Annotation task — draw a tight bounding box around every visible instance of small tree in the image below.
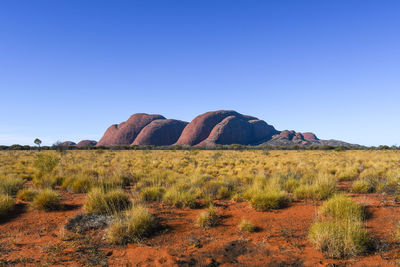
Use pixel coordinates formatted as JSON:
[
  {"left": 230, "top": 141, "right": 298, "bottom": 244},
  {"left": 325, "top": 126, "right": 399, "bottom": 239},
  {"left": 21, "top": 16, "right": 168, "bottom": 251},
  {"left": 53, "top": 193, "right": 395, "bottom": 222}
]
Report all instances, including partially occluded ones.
[{"left": 34, "top": 138, "right": 42, "bottom": 151}]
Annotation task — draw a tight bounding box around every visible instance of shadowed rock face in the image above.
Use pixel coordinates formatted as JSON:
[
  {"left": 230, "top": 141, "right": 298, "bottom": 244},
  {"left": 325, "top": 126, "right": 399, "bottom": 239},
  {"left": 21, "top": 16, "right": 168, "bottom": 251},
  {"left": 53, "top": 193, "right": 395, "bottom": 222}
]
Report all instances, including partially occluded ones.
[
  {"left": 249, "top": 120, "right": 279, "bottom": 143},
  {"left": 177, "top": 110, "right": 278, "bottom": 147},
  {"left": 97, "top": 113, "right": 165, "bottom": 146},
  {"left": 76, "top": 140, "right": 97, "bottom": 147},
  {"left": 302, "top": 132, "right": 319, "bottom": 142},
  {"left": 176, "top": 110, "right": 241, "bottom": 146},
  {"left": 132, "top": 119, "right": 188, "bottom": 146}
]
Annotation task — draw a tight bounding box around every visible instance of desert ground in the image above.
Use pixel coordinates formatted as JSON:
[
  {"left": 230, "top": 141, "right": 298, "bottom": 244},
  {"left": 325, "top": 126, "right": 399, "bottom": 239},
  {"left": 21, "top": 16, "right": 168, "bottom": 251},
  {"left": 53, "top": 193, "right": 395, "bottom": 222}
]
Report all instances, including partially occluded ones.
[{"left": 1, "top": 150, "right": 400, "bottom": 266}]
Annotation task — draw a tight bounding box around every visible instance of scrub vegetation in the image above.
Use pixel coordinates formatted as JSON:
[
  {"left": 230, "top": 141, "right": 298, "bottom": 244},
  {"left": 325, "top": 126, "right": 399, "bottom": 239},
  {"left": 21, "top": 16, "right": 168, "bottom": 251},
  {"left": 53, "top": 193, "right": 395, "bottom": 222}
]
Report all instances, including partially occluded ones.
[{"left": 1, "top": 150, "right": 400, "bottom": 264}]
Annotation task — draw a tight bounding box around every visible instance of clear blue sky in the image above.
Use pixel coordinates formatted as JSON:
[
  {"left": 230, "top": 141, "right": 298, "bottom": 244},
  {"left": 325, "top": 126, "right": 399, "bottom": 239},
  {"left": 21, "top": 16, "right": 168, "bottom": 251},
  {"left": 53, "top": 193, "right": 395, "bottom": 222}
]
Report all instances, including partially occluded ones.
[{"left": 1, "top": 0, "right": 399, "bottom": 146}]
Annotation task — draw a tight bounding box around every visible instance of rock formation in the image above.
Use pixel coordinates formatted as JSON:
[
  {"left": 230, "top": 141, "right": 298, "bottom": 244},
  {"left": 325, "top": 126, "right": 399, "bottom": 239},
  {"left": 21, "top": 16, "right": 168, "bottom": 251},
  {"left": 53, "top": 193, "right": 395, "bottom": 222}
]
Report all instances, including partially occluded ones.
[
  {"left": 132, "top": 119, "right": 188, "bottom": 146},
  {"left": 59, "top": 141, "right": 76, "bottom": 147},
  {"left": 97, "top": 113, "right": 165, "bottom": 146},
  {"left": 96, "top": 110, "right": 355, "bottom": 147},
  {"left": 76, "top": 140, "right": 97, "bottom": 147},
  {"left": 176, "top": 110, "right": 278, "bottom": 146}
]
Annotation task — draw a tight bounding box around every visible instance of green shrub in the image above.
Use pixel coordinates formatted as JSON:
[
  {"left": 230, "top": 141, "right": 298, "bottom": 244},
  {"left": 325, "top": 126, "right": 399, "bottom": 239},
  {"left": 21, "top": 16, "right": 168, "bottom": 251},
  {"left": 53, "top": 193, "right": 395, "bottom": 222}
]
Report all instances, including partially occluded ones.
[
  {"left": 17, "top": 188, "right": 38, "bottom": 201},
  {"left": 250, "top": 190, "right": 289, "bottom": 211},
  {"left": 239, "top": 219, "right": 256, "bottom": 232},
  {"left": 351, "top": 180, "right": 374, "bottom": 194},
  {"left": 0, "top": 176, "right": 24, "bottom": 196},
  {"left": 309, "top": 220, "right": 372, "bottom": 258},
  {"left": 0, "top": 194, "right": 15, "bottom": 217},
  {"left": 197, "top": 205, "right": 219, "bottom": 228},
  {"left": 32, "top": 189, "right": 61, "bottom": 211},
  {"left": 140, "top": 186, "right": 165, "bottom": 202},
  {"left": 84, "top": 188, "right": 131, "bottom": 215},
  {"left": 107, "top": 205, "right": 157, "bottom": 244},
  {"left": 163, "top": 187, "right": 196, "bottom": 208},
  {"left": 320, "top": 194, "right": 364, "bottom": 221}
]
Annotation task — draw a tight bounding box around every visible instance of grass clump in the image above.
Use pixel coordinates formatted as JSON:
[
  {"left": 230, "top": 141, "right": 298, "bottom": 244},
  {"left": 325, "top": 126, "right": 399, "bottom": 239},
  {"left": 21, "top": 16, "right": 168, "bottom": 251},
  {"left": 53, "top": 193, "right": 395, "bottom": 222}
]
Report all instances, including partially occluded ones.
[
  {"left": 17, "top": 188, "right": 38, "bottom": 201},
  {"left": 33, "top": 153, "right": 59, "bottom": 175},
  {"left": 107, "top": 205, "right": 157, "bottom": 244},
  {"left": 32, "top": 174, "right": 63, "bottom": 189},
  {"left": 139, "top": 186, "right": 165, "bottom": 202},
  {"left": 309, "top": 220, "right": 372, "bottom": 258},
  {"left": 32, "top": 189, "right": 61, "bottom": 211},
  {"left": 0, "top": 194, "right": 15, "bottom": 217},
  {"left": 294, "top": 175, "right": 336, "bottom": 201},
  {"left": 197, "top": 205, "right": 219, "bottom": 228},
  {"left": 309, "top": 194, "right": 372, "bottom": 259},
  {"left": 337, "top": 168, "right": 359, "bottom": 181},
  {"left": 283, "top": 178, "right": 300, "bottom": 193},
  {"left": 163, "top": 187, "right": 196, "bottom": 208},
  {"left": 351, "top": 180, "right": 374, "bottom": 194},
  {"left": 84, "top": 188, "right": 131, "bottom": 215},
  {"left": 238, "top": 219, "right": 256, "bottom": 233},
  {"left": 320, "top": 194, "right": 364, "bottom": 221},
  {"left": 250, "top": 190, "right": 289, "bottom": 211},
  {"left": 0, "top": 176, "right": 24, "bottom": 196},
  {"left": 62, "top": 176, "right": 94, "bottom": 193}
]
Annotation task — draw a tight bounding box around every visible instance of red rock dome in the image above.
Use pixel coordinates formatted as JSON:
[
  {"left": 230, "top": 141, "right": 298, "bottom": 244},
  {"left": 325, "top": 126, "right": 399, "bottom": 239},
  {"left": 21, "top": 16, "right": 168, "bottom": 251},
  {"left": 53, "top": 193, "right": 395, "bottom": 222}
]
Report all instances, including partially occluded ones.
[
  {"left": 132, "top": 119, "right": 188, "bottom": 146},
  {"left": 97, "top": 113, "right": 165, "bottom": 146}
]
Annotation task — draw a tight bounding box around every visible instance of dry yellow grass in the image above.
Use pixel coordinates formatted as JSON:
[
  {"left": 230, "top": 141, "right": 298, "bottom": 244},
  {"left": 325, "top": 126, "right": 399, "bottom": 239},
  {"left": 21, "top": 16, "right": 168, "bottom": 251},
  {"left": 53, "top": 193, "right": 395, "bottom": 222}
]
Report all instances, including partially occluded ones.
[
  {"left": 1, "top": 149, "right": 400, "bottom": 251},
  {"left": 1, "top": 150, "right": 400, "bottom": 205}
]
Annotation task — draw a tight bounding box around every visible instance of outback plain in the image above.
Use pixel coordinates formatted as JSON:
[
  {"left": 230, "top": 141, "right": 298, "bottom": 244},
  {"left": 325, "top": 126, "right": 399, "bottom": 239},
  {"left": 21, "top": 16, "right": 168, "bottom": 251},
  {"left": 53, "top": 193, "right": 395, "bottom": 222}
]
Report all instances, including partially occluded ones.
[{"left": 1, "top": 149, "right": 400, "bottom": 266}]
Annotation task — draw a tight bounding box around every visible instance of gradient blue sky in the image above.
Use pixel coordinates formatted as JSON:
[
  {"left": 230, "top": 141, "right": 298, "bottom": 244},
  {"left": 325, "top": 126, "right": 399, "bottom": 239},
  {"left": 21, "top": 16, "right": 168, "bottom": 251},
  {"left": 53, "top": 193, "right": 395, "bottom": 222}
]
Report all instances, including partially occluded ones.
[{"left": 1, "top": 0, "right": 399, "bottom": 146}]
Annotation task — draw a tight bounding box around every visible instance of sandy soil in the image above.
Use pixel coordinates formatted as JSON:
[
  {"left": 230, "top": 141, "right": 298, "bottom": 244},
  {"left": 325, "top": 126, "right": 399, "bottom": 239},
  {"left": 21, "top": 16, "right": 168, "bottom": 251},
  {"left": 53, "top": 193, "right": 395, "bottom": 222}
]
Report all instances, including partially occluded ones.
[{"left": 1, "top": 188, "right": 400, "bottom": 266}]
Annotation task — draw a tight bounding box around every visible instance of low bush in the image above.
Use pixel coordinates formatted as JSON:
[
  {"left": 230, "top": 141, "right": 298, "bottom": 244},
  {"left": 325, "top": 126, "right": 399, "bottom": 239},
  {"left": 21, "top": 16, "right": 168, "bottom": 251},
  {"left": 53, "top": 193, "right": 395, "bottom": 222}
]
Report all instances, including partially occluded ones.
[
  {"left": 84, "top": 188, "right": 131, "bottom": 215},
  {"left": 32, "top": 189, "right": 61, "bottom": 211},
  {"left": 238, "top": 219, "right": 256, "bottom": 232},
  {"left": 197, "top": 205, "right": 219, "bottom": 228},
  {"left": 0, "top": 194, "right": 15, "bottom": 217},
  {"left": 250, "top": 190, "right": 289, "bottom": 211},
  {"left": 17, "top": 188, "right": 38, "bottom": 201},
  {"left": 107, "top": 205, "right": 157, "bottom": 244}
]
